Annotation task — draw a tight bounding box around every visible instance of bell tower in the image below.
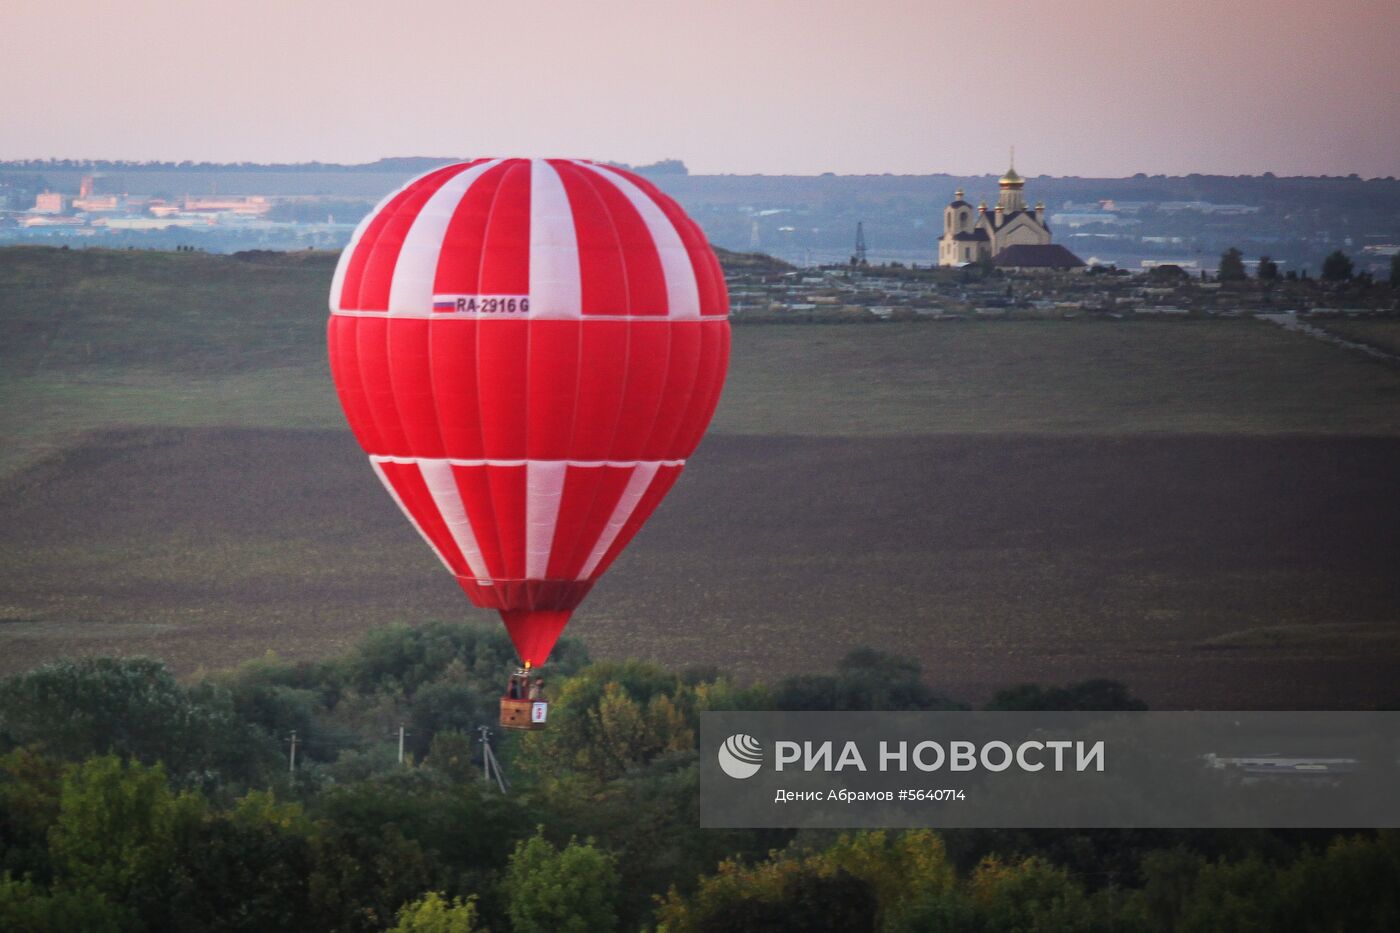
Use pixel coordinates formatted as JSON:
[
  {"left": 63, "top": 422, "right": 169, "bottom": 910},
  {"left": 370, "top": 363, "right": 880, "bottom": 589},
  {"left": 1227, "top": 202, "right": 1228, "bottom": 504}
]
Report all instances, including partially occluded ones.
[
  {"left": 939, "top": 188, "right": 976, "bottom": 265},
  {"left": 943, "top": 188, "right": 974, "bottom": 235}
]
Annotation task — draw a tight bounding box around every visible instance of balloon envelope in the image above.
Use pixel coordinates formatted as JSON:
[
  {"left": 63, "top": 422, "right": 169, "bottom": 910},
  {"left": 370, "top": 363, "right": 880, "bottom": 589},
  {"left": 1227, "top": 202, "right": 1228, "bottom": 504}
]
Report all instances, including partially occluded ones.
[{"left": 327, "top": 159, "right": 730, "bottom": 666}]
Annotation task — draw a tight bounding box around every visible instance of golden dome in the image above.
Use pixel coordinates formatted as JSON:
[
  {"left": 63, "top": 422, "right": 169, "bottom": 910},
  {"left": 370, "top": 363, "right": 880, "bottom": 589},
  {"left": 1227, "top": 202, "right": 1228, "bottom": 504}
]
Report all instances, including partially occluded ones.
[{"left": 999, "top": 146, "right": 1023, "bottom": 186}]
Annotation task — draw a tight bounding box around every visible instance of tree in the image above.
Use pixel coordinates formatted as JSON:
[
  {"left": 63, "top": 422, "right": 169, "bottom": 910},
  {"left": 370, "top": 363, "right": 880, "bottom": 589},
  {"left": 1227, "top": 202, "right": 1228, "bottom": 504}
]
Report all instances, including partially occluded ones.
[
  {"left": 0, "top": 874, "right": 133, "bottom": 933},
  {"left": 984, "top": 679, "right": 1147, "bottom": 711},
  {"left": 1147, "top": 264, "right": 1190, "bottom": 283},
  {"left": 390, "top": 892, "right": 483, "bottom": 933},
  {"left": 503, "top": 830, "right": 620, "bottom": 933},
  {"left": 1321, "top": 250, "right": 1354, "bottom": 282},
  {"left": 1257, "top": 256, "right": 1278, "bottom": 280},
  {"left": 514, "top": 661, "right": 698, "bottom": 784},
  {"left": 336, "top": 620, "right": 586, "bottom": 699},
  {"left": 965, "top": 856, "right": 1099, "bottom": 932},
  {"left": 1390, "top": 252, "right": 1399, "bottom": 287},
  {"left": 821, "top": 831, "right": 955, "bottom": 929},
  {"left": 0, "top": 747, "right": 65, "bottom": 880},
  {"left": 47, "top": 756, "right": 201, "bottom": 902},
  {"left": 657, "top": 833, "right": 955, "bottom": 933},
  {"left": 1122, "top": 847, "right": 1204, "bottom": 932},
  {"left": 657, "top": 854, "right": 876, "bottom": 933},
  {"left": 771, "top": 649, "right": 965, "bottom": 712},
  {"left": 409, "top": 681, "right": 499, "bottom": 755},
  {"left": 308, "top": 822, "right": 435, "bottom": 933},
  {"left": 424, "top": 731, "right": 478, "bottom": 783},
  {"left": 1217, "top": 247, "right": 1246, "bottom": 282},
  {"left": 160, "top": 793, "right": 316, "bottom": 933},
  {"left": 0, "top": 657, "right": 276, "bottom": 784}
]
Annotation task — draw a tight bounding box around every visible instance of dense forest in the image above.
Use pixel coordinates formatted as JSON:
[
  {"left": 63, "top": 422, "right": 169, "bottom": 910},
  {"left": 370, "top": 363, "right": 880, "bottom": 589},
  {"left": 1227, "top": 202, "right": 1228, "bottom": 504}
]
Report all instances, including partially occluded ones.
[{"left": 1, "top": 623, "right": 1396, "bottom": 931}]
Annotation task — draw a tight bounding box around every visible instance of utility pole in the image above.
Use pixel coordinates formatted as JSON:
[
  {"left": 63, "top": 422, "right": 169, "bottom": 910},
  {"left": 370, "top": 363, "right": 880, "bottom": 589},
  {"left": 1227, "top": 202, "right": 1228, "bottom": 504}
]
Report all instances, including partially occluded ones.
[
  {"left": 476, "top": 725, "right": 509, "bottom": 795},
  {"left": 397, "top": 722, "right": 407, "bottom": 764},
  {"left": 287, "top": 730, "right": 298, "bottom": 774}
]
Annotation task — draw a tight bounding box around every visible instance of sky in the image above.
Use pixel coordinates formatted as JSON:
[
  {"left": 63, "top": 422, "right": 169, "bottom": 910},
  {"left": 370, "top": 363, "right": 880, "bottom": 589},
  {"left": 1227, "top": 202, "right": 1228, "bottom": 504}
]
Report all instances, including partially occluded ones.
[{"left": 4, "top": 0, "right": 1398, "bottom": 178}]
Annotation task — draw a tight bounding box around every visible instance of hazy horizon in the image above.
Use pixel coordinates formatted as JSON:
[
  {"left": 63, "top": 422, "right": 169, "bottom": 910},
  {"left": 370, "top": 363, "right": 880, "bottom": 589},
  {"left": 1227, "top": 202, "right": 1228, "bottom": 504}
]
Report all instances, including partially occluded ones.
[
  {"left": 4, "top": 156, "right": 1398, "bottom": 181},
  {"left": 2, "top": 159, "right": 1400, "bottom": 180},
  {"left": 4, "top": 0, "right": 1398, "bottom": 178}
]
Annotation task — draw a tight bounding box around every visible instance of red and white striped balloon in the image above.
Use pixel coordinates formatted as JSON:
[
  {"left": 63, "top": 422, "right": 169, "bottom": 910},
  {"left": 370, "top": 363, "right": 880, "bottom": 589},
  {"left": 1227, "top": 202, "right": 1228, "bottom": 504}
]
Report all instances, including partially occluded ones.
[{"left": 327, "top": 158, "right": 730, "bottom": 667}]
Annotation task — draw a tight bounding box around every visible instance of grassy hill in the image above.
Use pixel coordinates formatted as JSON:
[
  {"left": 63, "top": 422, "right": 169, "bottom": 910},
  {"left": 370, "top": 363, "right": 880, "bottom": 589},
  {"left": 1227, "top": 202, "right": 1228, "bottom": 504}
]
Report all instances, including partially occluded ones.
[{"left": 2, "top": 247, "right": 1398, "bottom": 707}]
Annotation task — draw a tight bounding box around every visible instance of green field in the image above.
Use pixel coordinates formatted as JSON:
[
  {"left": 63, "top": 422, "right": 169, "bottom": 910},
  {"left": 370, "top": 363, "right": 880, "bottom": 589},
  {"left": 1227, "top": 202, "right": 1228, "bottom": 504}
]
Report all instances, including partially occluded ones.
[
  {"left": 2, "top": 248, "right": 1398, "bottom": 708},
  {"left": 1312, "top": 318, "right": 1400, "bottom": 358},
  {"left": 5, "top": 247, "right": 1400, "bottom": 478},
  {"left": 721, "top": 319, "right": 1400, "bottom": 436}
]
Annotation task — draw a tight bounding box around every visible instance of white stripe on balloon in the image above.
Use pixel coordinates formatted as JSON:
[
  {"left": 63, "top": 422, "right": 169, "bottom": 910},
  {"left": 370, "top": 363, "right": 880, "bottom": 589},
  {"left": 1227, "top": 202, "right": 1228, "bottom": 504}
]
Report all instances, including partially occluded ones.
[
  {"left": 417, "top": 459, "right": 492, "bottom": 581},
  {"left": 577, "top": 461, "right": 663, "bottom": 579},
  {"left": 387, "top": 159, "right": 503, "bottom": 315},
  {"left": 369, "top": 459, "right": 457, "bottom": 575},
  {"left": 525, "top": 460, "right": 569, "bottom": 579},
  {"left": 330, "top": 162, "right": 457, "bottom": 312},
  {"left": 577, "top": 161, "right": 700, "bottom": 320},
  {"left": 528, "top": 159, "right": 583, "bottom": 319}
]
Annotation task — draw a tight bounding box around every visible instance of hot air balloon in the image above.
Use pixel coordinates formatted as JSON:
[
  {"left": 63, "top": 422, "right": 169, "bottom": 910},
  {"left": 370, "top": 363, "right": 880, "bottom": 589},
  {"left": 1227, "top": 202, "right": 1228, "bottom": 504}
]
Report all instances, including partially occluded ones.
[{"left": 327, "top": 159, "right": 730, "bottom": 724}]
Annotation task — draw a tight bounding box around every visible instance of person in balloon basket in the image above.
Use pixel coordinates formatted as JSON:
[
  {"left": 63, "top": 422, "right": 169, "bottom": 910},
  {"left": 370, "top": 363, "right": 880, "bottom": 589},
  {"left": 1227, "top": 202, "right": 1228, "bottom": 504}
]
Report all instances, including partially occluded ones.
[
  {"left": 528, "top": 678, "right": 546, "bottom": 702},
  {"left": 506, "top": 670, "right": 527, "bottom": 700}
]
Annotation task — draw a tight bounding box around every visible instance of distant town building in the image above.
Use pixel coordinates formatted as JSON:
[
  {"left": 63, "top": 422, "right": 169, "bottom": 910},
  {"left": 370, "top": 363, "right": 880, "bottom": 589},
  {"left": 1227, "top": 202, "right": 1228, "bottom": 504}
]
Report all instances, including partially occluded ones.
[
  {"left": 94, "top": 216, "right": 214, "bottom": 230},
  {"left": 1054, "top": 212, "right": 1137, "bottom": 228},
  {"left": 32, "top": 191, "right": 65, "bottom": 214},
  {"left": 70, "top": 175, "right": 121, "bottom": 212},
  {"left": 180, "top": 195, "right": 270, "bottom": 216},
  {"left": 938, "top": 154, "right": 1083, "bottom": 269},
  {"left": 21, "top": 214, "right": 86, "bottom": 228},
  {"left": 73, "top": 194, "right": 121, "bottom": 212},
  {"left": 1140, "top": 259, "right": 1200, "bottom": 271}
]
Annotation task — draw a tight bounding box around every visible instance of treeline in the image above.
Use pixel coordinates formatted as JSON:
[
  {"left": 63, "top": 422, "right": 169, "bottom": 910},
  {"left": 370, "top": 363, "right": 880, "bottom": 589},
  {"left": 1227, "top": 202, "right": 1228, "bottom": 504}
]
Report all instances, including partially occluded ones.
[
  {"left": 1, "top": 623, "right": 1396, "bottom": 931},
  {"left": 1217, "top": 244, "right": 1400, "bottom": 285}
]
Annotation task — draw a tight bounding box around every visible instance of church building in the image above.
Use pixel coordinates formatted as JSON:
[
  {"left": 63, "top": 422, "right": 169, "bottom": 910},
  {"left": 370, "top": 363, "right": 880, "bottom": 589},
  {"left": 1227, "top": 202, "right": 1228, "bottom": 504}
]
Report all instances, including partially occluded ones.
[{"left": 938, "top": 157, "right": 1079, "bottom": 269}]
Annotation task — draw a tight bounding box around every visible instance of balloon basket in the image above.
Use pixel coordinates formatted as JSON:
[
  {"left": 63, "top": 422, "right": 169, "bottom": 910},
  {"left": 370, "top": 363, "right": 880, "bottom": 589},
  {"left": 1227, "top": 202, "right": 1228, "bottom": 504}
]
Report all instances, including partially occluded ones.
[{"left": 499, "top": 698, "right": 548, "bottom": 730}]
